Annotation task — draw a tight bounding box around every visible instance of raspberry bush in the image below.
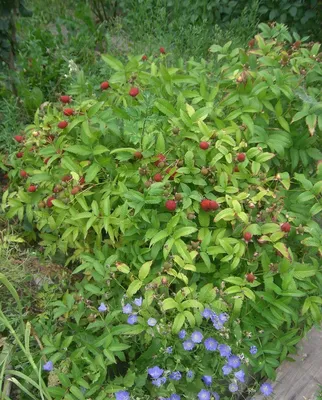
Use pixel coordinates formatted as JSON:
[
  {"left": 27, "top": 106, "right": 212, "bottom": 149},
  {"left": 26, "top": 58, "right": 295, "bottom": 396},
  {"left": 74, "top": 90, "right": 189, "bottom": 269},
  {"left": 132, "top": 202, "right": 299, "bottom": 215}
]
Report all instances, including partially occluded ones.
[{"left": 1, "top": 22, "right": 322, "bottom": 398}]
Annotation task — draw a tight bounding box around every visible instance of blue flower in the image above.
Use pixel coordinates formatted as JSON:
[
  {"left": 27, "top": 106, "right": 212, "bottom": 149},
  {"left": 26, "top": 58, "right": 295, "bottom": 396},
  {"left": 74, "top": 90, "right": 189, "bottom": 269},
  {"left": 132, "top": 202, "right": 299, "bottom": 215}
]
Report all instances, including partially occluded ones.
[
  {"left": 222, "top": 364, "right": 232, "bottom": 375},
  {"left": 147, "top": 318, "right": 157, "bottom": 326},
  {"left": 250, "top": 345, "right": 258, "bottom": 354},
  {"left": 197, "top": 389, "right": 211, "bottom": 400},
  {"left": 235, "top": 370, "right": 245, "bottom": 383},
  {"left": 182, "top": 339, "right": 195, "bottom": 351},
  {"left": 148, "top": 366, "right": 164, "bottom": 379},
  {"left": 228, "top": 355, "right": 241, "bottom": 369},
  {"left": 170, "top": 395, "right": 181, "bottom": 400},
  {"left": 186, "top": 370, "right": 194, "bottom": 379},
  {"left": 260, "top": 383, "right": 273, "bottom": 396},
  {"left": 204, "top": 338, "right": 218, "bottom": 351},
  {"left": 212, "top": 392, "right": 220, "bottom": 400},
  {"left": 191, "top": 331, "right": 203, "bottom": 343},
  {"left": 127, "top": 314, "right": 138, "bottom": 325},
  {"left": 228, "top": 382, "right": 239, "bottom": 393},
  {"left": 219, "top": 313, "right": 229, "bottom": 323},
  {"left": 202, "top": 375, "right": 212, "bottom": 386},
  {"left": 169, "top": 371, "right": 182, "bottom": 381},
  {"left": 218, "top": 344, "right": 231, "bottom": 357},
  {"left": 165, "top": 346, "right": 173, "bottom": 354},
  {"left": 178, "top": 329, "right": 186, "bottom": 339},
  {"left": 115, "top": 391, "right": 130, "bottom": 400},
  {"left": 98, "top": 302, "right": 107, "bottom": 312},
  {"left": 133, "top": 297, "right": 142, "bottom": 307},
  {"left": 43, "top": 361, "right": 53, "bottom": 372},
  {"left": 152, "top": 377, "right": 167, "bottom": 387},
  {"left": 123, "top": 303, "right": 133, "bottom": 314},
  {"left": 202, "top": 308, "right": 213, "bottom": 318}
]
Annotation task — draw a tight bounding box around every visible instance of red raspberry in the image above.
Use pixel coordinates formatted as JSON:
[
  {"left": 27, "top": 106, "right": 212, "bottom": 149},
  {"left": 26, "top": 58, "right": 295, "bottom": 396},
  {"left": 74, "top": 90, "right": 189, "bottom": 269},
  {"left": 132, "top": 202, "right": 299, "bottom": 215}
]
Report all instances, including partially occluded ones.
[
  {"left": 129, "top": 87, "right": 139, "bottom": 97},
  {"left": 100, "top": 81, "right": 110, "bottom": 90},
  {"left": 27, "top": 185, "right": 37, "bottom": 192},
  {"left": 47, "top": 196, "right": 55, "bottom": 207},
  {"left": 237, "top": 153, "right": 246, "bottom": 162},
  {"left": 58, "top": 121, "right": 68, "bottom": 129},
  {"left": 14, "top": 135, "right": 24, "bottom": 143},
  {"left": 246, "top": 273, "right": 256, "bottom": 283},
  {"left": 281, "top": 222, "right": 291, "bottom": 232},
  {"left": 154, "top": 173, "right": 163, "bottom": 182},
  {"left": 199, "top": 141, "right": 209, "bottom": 150},
  {"left": 243, "top": 232, "right": 252, "bottom": 242},
  {"left": 165, "top": 200, "right": 176, "bottom": 211},
  {"left": 63, "top": 108, "right": 74, "bottom": 116},
  {"left": 134, "top": 151, "right": 143, "bottom": 159},
  {"left": 154, "top": 154, "right": 166, "bottom": 167},
  {"left": 60, "top": 95, "right": 71, "bottom": 103},
  {"left": 200, "top": 199, "right": 211, "bottom": 211}
]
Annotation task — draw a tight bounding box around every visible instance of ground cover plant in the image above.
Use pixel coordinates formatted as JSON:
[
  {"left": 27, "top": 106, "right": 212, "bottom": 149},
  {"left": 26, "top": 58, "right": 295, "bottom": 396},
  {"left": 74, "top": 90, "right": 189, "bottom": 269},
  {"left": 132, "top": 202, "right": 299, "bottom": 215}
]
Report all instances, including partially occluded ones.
[{"left": 0, "top": 20, "right": 322, "bottom": 399}]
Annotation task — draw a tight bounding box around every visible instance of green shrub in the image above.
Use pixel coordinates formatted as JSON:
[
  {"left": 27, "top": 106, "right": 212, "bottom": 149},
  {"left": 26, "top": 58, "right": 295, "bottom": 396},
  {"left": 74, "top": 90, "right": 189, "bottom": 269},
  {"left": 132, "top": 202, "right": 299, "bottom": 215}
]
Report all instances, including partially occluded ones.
[{"left": 1, "top": 22, "right": 322, "bottom": 398}]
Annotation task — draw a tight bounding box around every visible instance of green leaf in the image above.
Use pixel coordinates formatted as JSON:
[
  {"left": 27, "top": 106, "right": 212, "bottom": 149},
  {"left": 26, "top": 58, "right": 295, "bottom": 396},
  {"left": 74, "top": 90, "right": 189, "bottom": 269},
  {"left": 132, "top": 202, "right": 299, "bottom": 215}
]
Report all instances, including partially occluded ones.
[
  {"left": 173, "top": 227, "right": 197, "bottom": 240},
  {"left": 172, "top": 313, "right": 185, "bottom": 333},
  {"left": 102, "top": 54, "right": 124, "bottom": 71},
  {"left": 214, "top": 208, "right": 235, "bottom": 222},
  {"left": 126, "top": 280, "right": 142, "bottom": 297},
  {"left": 155, "top": 99, "right": 176, "bottom": 117},
  {"left": 181, "top": 300, "right": 203, "bottom": 309},
  {"left": 274, "top": 243, "right": 291, "bottom": 260},
  {"left": 65, "top": 145, "right": 92, "bottom": 156},
  {"left": 150, "top": 230, "right": 168, "bottom": 246},
  {"left": 224, "top": 277, "right": 245, "bottom": 286},
  {"left": 85, "top": 163, "right": 101, "bottom": 182},
  {"left": 162, "top": 298, "right": 180, "bottom": 311},
  {"left": 139, "top": 261, "right": 153, "bottom": 281}
]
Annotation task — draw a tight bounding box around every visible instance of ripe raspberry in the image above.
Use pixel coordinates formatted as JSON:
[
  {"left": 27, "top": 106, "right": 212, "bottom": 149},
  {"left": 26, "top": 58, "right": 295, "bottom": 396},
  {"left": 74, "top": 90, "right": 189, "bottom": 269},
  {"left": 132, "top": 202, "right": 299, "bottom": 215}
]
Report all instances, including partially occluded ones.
[
  {"left": 281, "top": 222, "right": 291, "bottom": 232},
  {"left": 208, "top": 200, "right": 219, "bottom": 210},
  {"left": 27, "top": 185, "right": 37, "bottom": 192},
  {"left": 165, "top": 200, "right": 176, "bottom": 211},
  {"left": 16, "top": 152, "right": 24, "bottom": 158},
  {"left": 200, "top": 199, "right": 211, "bottom": 211},
  {"left": 62, "top": 175, "right": 72, "bottom": 182},
  {"left": 60, "top": 95, "right": 71, "bottom": 104},
  {"left": 160, "top": 47, "right": 166, "bottom": 54},
  {"left": 79, "top": 176, "right": 85, "bottom": 185},
  {"left": 14, "top": 135, "right": 24, "bottom": 143},
  {"left": 199, "top": 141, "right": 209, "bottom": 150},
  {"left": 47, "top": 196, "right": 55, "bottom": 207},
  {"left": 58, "top": 121, "right": 68, "bottom": 129},
  {"left": 246, "top": 273, "right": 256, "bottom": 283},
  {"left": 71, "top": 186, "right": 80, "bottom": 195},
  {"left": 129, "top": 87, "right": 139, "bottom": 97},
  {"left": 237, "top": 153, "right": 246, "bottom": 162},
  {"left": 154, "top": 173, "right": 163, "bottom": 182},
  {"left": 154, "top": 154, "right": 166, "bottom": 167},
  {"left": 134, "top": 151, "right": 143, "bottom": 159},
  {"left": 20, "top": 170, "right": 28, "bottom": 178},
  {"left": 63, "top": 108, "right": 74, "bottom": 116},
  {"left": 142, "top": 55, "right": 148, "bottom": 61},
  {"left": 100, "top": 81, "right": 109, "bottom": 90},
  {"left": 243, "top": 232, "right": 252, "bottom": 242}
]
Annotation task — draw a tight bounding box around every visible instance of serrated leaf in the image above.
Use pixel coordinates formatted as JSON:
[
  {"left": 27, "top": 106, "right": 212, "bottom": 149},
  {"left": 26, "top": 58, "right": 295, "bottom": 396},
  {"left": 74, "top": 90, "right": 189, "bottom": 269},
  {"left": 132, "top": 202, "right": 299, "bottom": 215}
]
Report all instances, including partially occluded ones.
[{"left": 126, "top": 280, "right": 142, "bottom": 297}]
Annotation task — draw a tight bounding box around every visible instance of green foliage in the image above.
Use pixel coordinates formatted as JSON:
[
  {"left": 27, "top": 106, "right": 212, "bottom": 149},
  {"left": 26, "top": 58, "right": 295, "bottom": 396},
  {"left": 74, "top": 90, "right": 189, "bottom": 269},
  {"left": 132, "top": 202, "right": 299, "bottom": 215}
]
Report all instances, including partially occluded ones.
[{"left": 1, "top": 21, "right": 322, "bottom": 400}]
